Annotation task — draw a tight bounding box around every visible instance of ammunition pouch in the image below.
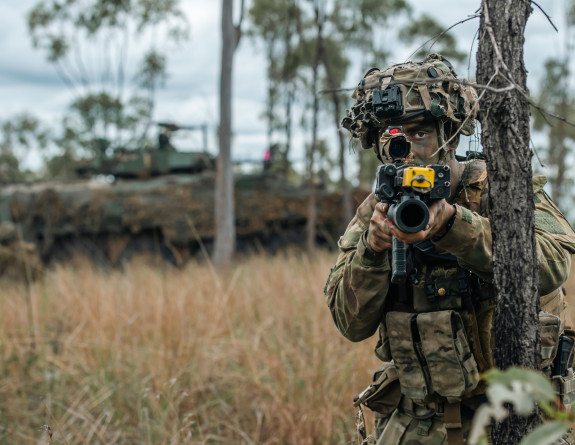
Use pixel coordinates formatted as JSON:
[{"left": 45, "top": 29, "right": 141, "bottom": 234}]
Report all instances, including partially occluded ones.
[
  {"left": 386, "top": 310, "right": 480, "bottom": 402},
  {"left": 354, "top": 361, "right": 401, "bottom": 416},
  {"left": 550, "top": 328, "right": 575, "bottom": 414},
  {"left": 552, "top": 370, "right": 575, "bottom": 412},
  {"left": 540, "top": 311, "right": 563, "bottom": 371}
]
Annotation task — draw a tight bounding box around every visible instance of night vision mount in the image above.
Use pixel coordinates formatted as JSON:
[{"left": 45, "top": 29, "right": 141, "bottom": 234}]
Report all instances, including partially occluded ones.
[{"left": 372, "top": 75, "right": 404, "bottom": 120}]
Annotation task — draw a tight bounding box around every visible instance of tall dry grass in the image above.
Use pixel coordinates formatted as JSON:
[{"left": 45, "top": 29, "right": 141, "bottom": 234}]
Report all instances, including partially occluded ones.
[
  {"left": 0, "top": 251, "right": 381, "bottom": 444},
  {"left": 6, "top": 252, "right": 575, "bottom": 444}
]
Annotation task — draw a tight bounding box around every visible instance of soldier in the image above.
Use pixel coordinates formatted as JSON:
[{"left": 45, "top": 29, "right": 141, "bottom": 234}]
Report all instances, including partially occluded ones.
[{"left": 324, "top": 54, "right": 575, "bottom": 444}]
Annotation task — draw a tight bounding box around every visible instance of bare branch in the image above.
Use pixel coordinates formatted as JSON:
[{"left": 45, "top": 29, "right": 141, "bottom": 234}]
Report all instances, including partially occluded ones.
[
  {"left": 431, "top": 68, "right": 500, "bottom": 156},
  {"left": 319, "top": 75, "right": 517, "bottom": 95},
  {"left": 235, "top": 0, "right": 246, "bottom": 50},
  {"left": 530, "top": 138, "right": 545, "bottom": 168},
  {"left": 531, "top": 1, "right": 559, "bottom": 33},
  {"left": 405, "top": 14, "right": 480, "bottom": 62},
  {"left": 481, "top": 1, "right": 510, "bottom": 73},
  {"left": 529, "top": 101, "right": 575, "bottom": 128},
  {"left": 467, "top": 28, "right": 480, "bottom": 78}
]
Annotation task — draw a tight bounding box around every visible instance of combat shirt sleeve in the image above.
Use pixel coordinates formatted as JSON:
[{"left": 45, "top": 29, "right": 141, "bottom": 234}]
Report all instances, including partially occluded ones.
[
  {"left": 432, "top": 176, "right": 575, "bottom": 294},
  {"left": 324, "top": 193, "right": 391, "bottom": 342}
]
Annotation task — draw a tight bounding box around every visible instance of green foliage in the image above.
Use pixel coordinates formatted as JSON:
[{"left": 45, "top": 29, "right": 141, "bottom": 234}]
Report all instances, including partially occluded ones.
[
  {"left": 521, "top": 422, "right": 570, "bottom": 445},
  {"left": 531, "top": 58, "right": 575, "bottom": 215},
  {"left": 43, "top": 151, "right": 78, "bottom": 180},
  {"left": 28, "top": 0, "right": 189, "bottom": 61},
  {"left": 399, "top": 13, "right": 466, "bottom": 63},
  {"left": 532, "top": 60, "right": 575, "bottom": 136},
  {"left": 334, "top": 0, "right": 411, "bottom": 69},
  {"left": 135, "top": 50, "right": 168, "bottom": 92},
  {"left": 60, "top": 93, "right": 152, "bottom": 157},
  {"left": 469, "top": 367, "right": 572, "bottom": 445},
  {"left": 0, "top": 114, "right": 50, "bottom": 183},
  {"left": 0, "top": 113, "right": 50, "bottom": 153},
  {"left": 27, "top": 0, "right": 189, "bottom": 164},
  {"left": 249, "top": 0, "right": 301, "bottom": 42}
]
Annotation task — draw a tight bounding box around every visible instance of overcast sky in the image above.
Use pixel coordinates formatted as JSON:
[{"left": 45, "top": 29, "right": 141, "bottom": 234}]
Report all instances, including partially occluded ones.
[{"left": 0, "top": 0, "right": 569, "bottom": 171}]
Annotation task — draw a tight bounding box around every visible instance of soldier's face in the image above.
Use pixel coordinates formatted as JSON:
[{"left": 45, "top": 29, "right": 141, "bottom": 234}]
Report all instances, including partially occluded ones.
[{"left": 401, "top": 121, "right": 441, "bottom": 165}]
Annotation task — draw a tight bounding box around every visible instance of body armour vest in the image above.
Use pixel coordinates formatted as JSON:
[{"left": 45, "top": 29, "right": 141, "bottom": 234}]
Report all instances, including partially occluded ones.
[{"left": 373, "top": 160, "right": 566, "bottom": 403}]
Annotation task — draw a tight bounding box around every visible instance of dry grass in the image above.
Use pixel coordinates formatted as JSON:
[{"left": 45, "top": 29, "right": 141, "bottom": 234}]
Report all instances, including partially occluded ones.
[
  {"left": 5, "top": 252, "right": 575, "bottom": 444},
  {"left": 0, "top": 251, "right": 380, "bottom": 444}
]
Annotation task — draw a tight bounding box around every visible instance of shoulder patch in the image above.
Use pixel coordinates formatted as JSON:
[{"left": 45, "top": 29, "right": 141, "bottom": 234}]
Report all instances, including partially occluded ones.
[
  {"left": 461, "top": 207, "right": 474, "bottom": 224},
  {"left": 535, "top": 211, "right": 567, "bottom": 235}
]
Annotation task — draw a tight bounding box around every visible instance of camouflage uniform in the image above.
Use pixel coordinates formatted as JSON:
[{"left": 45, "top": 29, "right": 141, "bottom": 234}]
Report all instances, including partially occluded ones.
[{"left": 324, "top": 159, "right": 575, "bottom": 444}]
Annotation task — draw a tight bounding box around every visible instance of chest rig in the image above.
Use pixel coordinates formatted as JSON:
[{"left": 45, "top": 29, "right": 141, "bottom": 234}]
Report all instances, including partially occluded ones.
[
  {"left": 389, "top": 241, "right": 493, "bottom": 314},
  {"left": 377, "top": 239, "right": 496, "bottom": 376},
  {"left": 374, "top": 160, "right": 495, "bottom": 378}
]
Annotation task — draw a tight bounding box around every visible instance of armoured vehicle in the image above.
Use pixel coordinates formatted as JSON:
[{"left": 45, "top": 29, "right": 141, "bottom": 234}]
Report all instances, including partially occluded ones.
[
  {"left": 0, "top": 123, "right": 367, "bottom": 266},
  {"left": 74, "top": 123, "right": 215, "bottom": 178}
]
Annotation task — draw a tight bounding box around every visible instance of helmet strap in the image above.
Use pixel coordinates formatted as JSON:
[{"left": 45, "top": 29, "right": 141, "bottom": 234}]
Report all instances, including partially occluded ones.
[{"left": 435, "top": 120, "right": 454, "bottom": 164}]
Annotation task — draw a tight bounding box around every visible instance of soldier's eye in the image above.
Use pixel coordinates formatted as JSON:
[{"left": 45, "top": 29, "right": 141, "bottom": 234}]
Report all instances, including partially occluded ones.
[{"left": 408, "top": 131, "right": 427, "bottom": 140}]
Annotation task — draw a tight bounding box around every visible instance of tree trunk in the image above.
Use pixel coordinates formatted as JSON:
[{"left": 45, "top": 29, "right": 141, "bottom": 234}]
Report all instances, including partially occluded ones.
[
  {"left": 306, "top": 1, "right": 323, "bottom": 258},
  {"left": 214, "top": 0, "right": 237, "bottom": 268},
  {"left": 282, "top": 8, "right": 296, "bottom": 178},
  {"left": 476, "top": 1, "right": 540, "bottom": 443},
  {"left": 265, "top": 43, "right": 278, "bottom": 152},
  {"left": 283, "top": 86, "right": 294, "bottom": 176},
  {"left": 319, "top": 45, "right": 353, "bottom": 229}
]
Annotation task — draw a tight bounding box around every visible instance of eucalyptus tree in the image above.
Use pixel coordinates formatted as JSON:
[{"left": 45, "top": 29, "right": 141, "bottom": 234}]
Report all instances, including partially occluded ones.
[
  {"left": 532, "top": 2, "right": 575, "bottom": 218},
  {"left": 214, "top": 0, "right": 246, "bottom": 269},
  {"left": 248, "top": 0, "right": 302, "bottom": 174},
  {"left": 533, "top": 59, "right": 575, "bottom": 212},
  {"left": 332, "top": 0, "right": 411, "bottom": 191},
  {"left": 0, "top": 114, "right": 50, "bottom": 183},
  {"left": 27, "top": 0, "right": 189, "bottom": 155},
  {"left": 477, "top": 0, "right": 540, "bottom": 443}
]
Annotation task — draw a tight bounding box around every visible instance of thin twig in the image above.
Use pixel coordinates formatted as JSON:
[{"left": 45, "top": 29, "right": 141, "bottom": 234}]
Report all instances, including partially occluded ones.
[
  {"left": 467, "top": 28, "right": 480, "bottom": 78},
  {"left": 481, "top": 1, "right": 510, "bottom": 73},
  {"left": 531, "top": 1, "right": 559, "bottom": 33},
  {"left": 319, "top": 75, "right": 517, "bottom": 95},
  {"left": 529, "top": 101, "right": 575, "bottom": 128},
  {"left": 404, "top": 14, "right": 480, "bottom": 62},
  {"left": 431, "top": 68, "right": 500, "bottom": 157},
  {"left": 530, "top": 138, "right": 546, "bottom": 168}
]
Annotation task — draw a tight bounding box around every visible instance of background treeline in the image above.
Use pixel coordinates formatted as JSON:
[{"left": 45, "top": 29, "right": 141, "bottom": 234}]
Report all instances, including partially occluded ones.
[{"left": 2, "top": 0, "right": 575, "bottom": 222}]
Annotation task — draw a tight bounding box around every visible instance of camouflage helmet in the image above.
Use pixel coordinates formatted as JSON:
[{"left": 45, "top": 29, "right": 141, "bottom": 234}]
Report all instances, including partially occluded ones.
[{"left": 341, "top": 54, "right": 478, "bottom": 154}]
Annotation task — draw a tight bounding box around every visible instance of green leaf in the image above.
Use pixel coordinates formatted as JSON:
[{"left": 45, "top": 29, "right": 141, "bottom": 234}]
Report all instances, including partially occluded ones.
[
  {"left": 484, "top": 367, "right": 556, "bottom": 403},
  {"left": 520, "top": 421, "right": 569, "bottom": 445}
]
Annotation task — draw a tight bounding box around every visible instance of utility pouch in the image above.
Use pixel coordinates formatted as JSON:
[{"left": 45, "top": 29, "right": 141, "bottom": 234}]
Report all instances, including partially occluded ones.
[
  {"left": 548, "top": 327, "right": 575, "bottom": 415},
  {"left": 540, "top": 311, "right": 562, "bottom": 370},
  {"left": 353, "top": 361, "right": 401, "bottom": 415},
  {"left": 552, "top": 369, "right": 575, "bottom": 412},
  {"left": 386, "top": 312, "right": 429, "bottom": 401},
  {"left": 552, "top": 335, "right": 575, "bottom": 378},
  {"left": 417, "top": 310, "right": 480, "bottom": 399}
]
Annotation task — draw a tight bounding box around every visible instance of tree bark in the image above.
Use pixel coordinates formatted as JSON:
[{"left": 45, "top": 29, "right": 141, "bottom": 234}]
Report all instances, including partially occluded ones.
[
  {"left": 319, "top": 44, "right": 353, "bottom": 229},
  {"left": 476, "top": 1, "right": 540, "bottom": 443},
  {"left": 281, "top": 2, "right": 297, "bottom": 177},
  {"left": 306, "top": 0, "right": 323, "bottom": 258},
  {"left": 214, "top": 0, "right": 237, "bottom": 268}
]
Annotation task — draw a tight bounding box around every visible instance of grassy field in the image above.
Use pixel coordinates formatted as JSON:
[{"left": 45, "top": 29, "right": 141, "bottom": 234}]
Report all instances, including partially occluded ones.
[
  {"left": 3, "top": 252, "right": 575, "bottom": 444},
  {"left": 0, "top": 251, "right": 381, "bottom": 444}
]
